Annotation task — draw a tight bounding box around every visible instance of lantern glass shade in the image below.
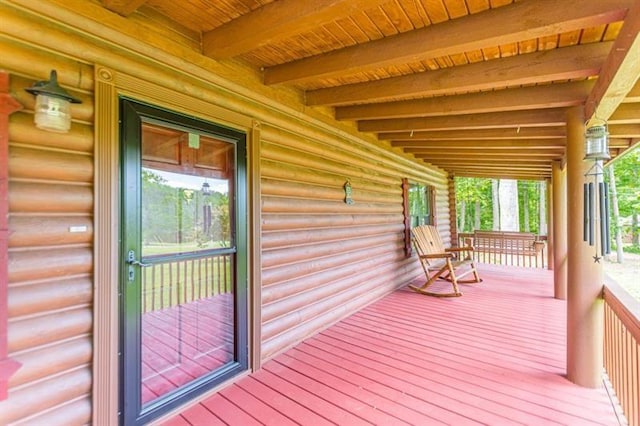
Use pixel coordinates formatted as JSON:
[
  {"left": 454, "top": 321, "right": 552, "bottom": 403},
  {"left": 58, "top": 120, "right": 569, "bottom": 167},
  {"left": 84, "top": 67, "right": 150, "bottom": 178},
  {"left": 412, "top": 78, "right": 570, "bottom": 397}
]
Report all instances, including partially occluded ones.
[
  {"left": 25, "top": 70, "right": 81, "bottom": 133},
  {"left": 201, "top": 181, "right": 212, "bottom": 196},
  {"left": 34, "top": 94, "right": 72, "bottom": 133},
  {"left": 584, "top": 125, "right": 610, "bottom": 161}
]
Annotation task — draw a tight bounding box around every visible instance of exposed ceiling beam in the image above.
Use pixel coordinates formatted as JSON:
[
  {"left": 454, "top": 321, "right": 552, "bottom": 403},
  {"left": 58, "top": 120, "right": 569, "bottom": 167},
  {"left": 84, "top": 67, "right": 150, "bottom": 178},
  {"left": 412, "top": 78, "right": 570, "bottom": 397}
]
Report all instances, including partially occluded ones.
[
  {"left": 264, "top": 0, "right": 631, "bottom": 85},
  {"left": 422, "top": 158, "right": 552, "bottom": 169},
  {"left": 380, "top": 128, "right": 566, "bottom": 141},
  {"left": 306, "top": 43, "right": 610, "bottom": 106},
  {"left": 101, "top": 0, "right": 148, "bottom": 16},
  {"left": 623, "top": 79, "right": 640, "bottom": 102},
  {"left": 608, "top": 103, "right": 640, "bottom": 123},
  {"left": 609, "top": 124, "right": 640, "bottom": 137},
  {"left": 437, "top": 164, "right": 551, "bottom": 171},
  {"left": 586, "top": 0, "right": 640, "bottom": 123},
  {"left": 391, "top": 139, "right": 566, "bottom": 149},
  {"left": 336, "top": 80, "right": 595, "bottom": 121},
  {"left": 361, "top": 109, "right": 568, "bottom": 133},
  {"left": 449, "top": 171, "right": 551, "bottom": 180},
  {"left": 411, "top": 149, "right": 563, "bottom": 157},
  {"left": 202, "top": 0, "right": 386, "bottom": 59},
  {"left": 609, "top": 137, "right": 634, "bottom": 147}
]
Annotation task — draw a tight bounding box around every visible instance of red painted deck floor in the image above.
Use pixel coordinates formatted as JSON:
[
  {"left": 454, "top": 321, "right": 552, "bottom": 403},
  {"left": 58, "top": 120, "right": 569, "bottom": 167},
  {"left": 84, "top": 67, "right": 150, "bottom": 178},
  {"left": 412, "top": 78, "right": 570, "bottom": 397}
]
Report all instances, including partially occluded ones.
[{"left": 161, "top": 265, "right": 622, "bottom": 426}]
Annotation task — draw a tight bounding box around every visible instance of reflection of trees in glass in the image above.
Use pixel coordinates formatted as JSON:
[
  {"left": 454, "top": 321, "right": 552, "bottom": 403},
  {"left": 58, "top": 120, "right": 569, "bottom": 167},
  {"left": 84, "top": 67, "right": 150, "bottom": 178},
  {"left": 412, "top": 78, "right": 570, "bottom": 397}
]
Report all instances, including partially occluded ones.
[
  {"left": 409, "top": 183, "right": 431, "bottom": 227},
  {"left": 141, "top": 169, "right": 230, "bottom": 250}
]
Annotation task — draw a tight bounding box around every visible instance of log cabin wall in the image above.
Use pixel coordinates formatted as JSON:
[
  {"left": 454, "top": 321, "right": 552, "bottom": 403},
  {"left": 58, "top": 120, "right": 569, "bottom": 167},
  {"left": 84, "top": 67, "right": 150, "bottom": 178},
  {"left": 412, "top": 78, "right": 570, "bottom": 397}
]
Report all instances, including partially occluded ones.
[
  {"left": 0, "top": 2, "right": 448, "bottom": 423},
  {"left": 259, "top": 125, "right": 448, "bottom": 359},
  {"left": 1, "top": 54, "right": 94, "bottom": 423}
]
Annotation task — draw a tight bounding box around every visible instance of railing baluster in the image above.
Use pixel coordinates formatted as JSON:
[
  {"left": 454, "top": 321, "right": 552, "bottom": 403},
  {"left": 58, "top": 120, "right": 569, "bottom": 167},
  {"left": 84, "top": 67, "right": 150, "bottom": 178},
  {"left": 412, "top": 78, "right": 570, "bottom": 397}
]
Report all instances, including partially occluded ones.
[{"left": 603, "top": 280, "right": 639, "bottom": 426}]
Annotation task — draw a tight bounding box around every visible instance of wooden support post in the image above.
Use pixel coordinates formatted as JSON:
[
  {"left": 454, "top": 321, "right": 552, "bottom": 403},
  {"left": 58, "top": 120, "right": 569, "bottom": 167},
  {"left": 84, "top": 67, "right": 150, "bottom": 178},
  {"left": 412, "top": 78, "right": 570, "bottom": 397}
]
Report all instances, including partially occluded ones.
[
  {"left": 0, "top": 72, "right": 23, "bottom": 400},
  {"left": 547, "top": 178, "right": 554, "bottom": 270},
  {"left": 566, "top": 106, "right": 604, "bottom": 388},
  {"left": 448, "top": 173, "right": 458, "bottom": 247},
  {"left": 552, "top": 161, "right": 567, "bottom": 298}
]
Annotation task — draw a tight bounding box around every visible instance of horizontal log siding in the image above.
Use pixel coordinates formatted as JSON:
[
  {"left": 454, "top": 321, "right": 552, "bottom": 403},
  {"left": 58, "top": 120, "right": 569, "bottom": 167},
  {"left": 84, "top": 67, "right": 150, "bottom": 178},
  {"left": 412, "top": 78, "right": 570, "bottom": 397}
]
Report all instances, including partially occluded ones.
[
  {"left": 0, "top": 4, "right": 449, "bottom": 421},
  {"left": 260, "top": 125, "right": 447, "bottom": 359},
  {"left": 0, "top": 59, "right": 93, "bottom": 424}
]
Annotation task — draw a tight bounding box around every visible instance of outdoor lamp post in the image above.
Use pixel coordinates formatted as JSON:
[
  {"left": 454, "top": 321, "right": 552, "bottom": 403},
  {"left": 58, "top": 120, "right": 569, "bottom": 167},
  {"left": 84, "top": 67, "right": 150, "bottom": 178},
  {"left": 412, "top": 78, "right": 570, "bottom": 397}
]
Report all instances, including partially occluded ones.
[{"left": 25, "top": 70, "right": 81, "bottom": 133}]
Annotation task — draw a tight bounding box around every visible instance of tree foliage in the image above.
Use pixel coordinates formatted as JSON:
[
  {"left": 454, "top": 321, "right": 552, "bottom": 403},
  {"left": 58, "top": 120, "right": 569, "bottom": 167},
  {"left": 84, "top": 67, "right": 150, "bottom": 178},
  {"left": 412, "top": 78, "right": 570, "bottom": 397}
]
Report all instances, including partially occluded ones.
[
  {"left": 141, "top": 169, "right": 230, "bottom": 252},
  {"left": 606, "top": 148, "right": 640, "bottom": 248},
  {"left": 455, "top": 177, "right": 546, "bottom": 234}
]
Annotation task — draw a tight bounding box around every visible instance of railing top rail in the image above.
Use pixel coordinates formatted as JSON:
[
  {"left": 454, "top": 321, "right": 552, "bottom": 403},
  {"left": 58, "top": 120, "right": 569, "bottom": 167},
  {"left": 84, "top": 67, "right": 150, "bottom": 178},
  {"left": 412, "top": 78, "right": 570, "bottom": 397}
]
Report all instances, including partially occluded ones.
[{"left": 603, "top": 276, "right": 640, "bottom": 342}]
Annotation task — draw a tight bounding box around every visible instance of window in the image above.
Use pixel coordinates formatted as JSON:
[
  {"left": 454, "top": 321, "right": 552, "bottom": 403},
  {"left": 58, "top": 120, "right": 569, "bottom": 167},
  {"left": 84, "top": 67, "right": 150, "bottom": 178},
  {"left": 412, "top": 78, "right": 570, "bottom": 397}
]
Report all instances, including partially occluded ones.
[
  {"left": 402, "top": 179, "right": 436, "bottom": 256},
  {"left": 409, "top": 182, "right": 436, "bottom": 227}
]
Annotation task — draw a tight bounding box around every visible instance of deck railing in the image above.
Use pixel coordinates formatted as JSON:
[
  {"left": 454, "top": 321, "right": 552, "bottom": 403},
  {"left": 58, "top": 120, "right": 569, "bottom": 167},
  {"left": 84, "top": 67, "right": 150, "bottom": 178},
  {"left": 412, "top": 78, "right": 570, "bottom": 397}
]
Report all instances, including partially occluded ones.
[
  {"left": 603, "top": 278, "right": 640, "bottom": 426},
  {"left": 141, "top": 253, "right": 232, "bottom": 313},
  {"left": 458, "top": 231, "right": 547, "bottom": 268}
]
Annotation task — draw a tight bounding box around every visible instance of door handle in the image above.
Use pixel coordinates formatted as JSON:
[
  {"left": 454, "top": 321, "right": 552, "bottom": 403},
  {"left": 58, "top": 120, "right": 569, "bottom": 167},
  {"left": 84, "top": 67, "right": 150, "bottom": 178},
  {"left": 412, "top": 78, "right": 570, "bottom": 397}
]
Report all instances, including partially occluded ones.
[
  {"left": 127, "top": 250, "right": 150, "bottom": 267},
  {"left": 127, "top": 250, "right": 150, "bottom": 282}
]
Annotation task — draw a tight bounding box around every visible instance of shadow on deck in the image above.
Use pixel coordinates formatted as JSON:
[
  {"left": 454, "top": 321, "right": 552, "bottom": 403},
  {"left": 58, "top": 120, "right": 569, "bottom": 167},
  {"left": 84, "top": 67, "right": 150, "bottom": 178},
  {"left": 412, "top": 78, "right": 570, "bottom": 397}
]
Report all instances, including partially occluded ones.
[{"left": 162, "top": 265, "right": 620, "bottom": 425}]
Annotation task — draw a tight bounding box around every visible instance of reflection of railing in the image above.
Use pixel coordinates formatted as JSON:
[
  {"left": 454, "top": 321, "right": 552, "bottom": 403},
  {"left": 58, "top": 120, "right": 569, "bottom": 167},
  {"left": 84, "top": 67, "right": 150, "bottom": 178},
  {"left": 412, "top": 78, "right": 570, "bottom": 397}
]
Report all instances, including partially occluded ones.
[
  {"left": 458, "top": 231, "right": 547, "bottom": 268},
  {"left": 141, "top": 253, "right": 232, "bottom": 313},
  {"left": 603, "top": 279, "right": 639, "bottom": 426}
]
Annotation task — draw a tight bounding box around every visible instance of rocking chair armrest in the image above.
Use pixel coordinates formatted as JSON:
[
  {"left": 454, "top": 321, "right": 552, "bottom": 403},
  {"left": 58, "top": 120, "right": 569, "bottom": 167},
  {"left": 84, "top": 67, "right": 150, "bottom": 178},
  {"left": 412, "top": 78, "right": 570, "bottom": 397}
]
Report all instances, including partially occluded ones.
[{"left": 419, "top": 252, "right": 453, "bottom": 259}]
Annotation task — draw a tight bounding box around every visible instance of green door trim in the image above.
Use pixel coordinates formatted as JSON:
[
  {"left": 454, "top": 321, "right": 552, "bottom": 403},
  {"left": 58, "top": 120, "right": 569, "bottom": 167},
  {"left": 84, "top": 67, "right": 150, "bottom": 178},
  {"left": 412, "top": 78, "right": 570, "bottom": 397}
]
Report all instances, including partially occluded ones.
[{"left": 119, "top": 98, "right": 248, "bottom": 426}]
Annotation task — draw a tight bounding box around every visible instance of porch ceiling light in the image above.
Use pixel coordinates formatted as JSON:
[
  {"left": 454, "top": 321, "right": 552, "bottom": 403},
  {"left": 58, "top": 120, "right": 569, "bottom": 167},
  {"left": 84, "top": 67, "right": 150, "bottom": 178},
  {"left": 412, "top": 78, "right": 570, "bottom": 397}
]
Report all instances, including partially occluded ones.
[
  {"left": 584, "top": 124, "right": 610, "bottom": 161},
  {"left": 25, "top": 70, "right": 81, "bottom": 133}
]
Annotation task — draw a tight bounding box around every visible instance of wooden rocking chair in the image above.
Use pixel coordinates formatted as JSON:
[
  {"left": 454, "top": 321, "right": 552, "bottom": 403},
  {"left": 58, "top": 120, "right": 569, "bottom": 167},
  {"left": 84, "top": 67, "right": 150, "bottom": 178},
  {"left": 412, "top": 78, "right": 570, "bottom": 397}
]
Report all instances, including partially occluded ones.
[{"left": 409, "top": 225, "right": 482, "bottom": 297}]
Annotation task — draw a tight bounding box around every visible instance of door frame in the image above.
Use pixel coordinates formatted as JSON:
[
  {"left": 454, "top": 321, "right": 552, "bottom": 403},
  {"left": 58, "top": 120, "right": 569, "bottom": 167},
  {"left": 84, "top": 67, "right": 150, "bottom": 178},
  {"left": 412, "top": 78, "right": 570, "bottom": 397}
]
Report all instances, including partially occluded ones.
[
  {"left": 93, "top": 66, "right": 262, "bottom": 425},
  {"left": 119, "top": 98, "right": 249, "bottom": 425}
]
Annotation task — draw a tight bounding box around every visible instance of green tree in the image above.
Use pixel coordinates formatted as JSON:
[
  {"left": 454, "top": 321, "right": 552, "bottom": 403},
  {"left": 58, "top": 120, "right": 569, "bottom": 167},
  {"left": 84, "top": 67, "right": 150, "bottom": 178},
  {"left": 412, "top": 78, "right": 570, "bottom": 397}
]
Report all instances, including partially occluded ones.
[
  {"left": 455, "top": 177, "right": 492, "bottom": 232},
  {"left": 609, "top": 149, "right": 640, "bottom": 248}
]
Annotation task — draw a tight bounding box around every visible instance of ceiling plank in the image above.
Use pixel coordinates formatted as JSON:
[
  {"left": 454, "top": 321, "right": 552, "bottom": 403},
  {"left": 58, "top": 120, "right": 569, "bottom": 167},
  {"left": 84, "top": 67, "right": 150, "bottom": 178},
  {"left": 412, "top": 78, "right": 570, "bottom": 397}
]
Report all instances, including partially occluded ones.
[
  {"left": 380, "top": 128, "right": 567, "bottom": 140},
  {"left": 306, "top": 43, "right": 611, "bottom": 106},
  {"left": 202, "top": 0, "right": 387, "bottom": 59},
  {"left": 101, "top": 0, "right": 148, "bottom": 16},
  {"left": 361, "top": 109, "right": 568, "bottom": 133},
  {"left": 585, "top": 0, "right": 640, "bottom": 123},
  {"left": 391, "top": 139, "right": 566, "bottom": 149},
  {"left": 264, "top": 0, "right": 631, "bottom": 85},
  {"left": 335, "top": 80, "right": 595, "bottom": 120}
]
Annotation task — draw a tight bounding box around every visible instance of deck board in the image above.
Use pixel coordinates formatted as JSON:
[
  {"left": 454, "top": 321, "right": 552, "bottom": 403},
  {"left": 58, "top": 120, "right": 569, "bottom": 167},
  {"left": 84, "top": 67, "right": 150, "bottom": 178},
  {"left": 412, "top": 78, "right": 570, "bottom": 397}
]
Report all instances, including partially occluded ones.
[{"left": 160, "top": 265, "right": 620, "bottom": 425}]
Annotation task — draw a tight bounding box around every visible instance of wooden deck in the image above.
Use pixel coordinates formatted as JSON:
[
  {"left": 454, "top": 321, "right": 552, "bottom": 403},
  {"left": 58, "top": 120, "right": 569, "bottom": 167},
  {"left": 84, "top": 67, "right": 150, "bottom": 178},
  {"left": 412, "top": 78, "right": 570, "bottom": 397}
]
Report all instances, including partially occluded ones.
[{"left": 160, "top": 265, "right": 621, "bottom": 426}]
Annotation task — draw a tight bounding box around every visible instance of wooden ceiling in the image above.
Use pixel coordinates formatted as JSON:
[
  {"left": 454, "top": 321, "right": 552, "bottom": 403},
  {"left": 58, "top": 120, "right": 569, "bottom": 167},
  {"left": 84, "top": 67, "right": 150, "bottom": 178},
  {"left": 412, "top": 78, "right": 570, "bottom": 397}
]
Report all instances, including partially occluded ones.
[{"left": 101, "top": 0, "right": 640, "bottom": 180}]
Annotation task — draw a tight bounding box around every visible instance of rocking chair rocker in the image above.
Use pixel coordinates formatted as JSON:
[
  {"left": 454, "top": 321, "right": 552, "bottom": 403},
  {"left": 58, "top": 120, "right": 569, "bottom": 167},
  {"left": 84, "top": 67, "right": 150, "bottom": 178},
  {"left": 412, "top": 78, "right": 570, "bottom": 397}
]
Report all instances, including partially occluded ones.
[{"left": 409, "top": 225, "right": 482, "bottom": 297}]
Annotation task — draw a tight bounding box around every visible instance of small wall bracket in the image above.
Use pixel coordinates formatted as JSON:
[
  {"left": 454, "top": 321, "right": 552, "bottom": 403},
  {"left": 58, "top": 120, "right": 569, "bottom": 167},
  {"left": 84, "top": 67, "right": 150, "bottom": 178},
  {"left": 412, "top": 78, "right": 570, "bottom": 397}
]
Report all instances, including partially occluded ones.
[{"left": 344, "top": 179, "right": 354, "bottom": 205}]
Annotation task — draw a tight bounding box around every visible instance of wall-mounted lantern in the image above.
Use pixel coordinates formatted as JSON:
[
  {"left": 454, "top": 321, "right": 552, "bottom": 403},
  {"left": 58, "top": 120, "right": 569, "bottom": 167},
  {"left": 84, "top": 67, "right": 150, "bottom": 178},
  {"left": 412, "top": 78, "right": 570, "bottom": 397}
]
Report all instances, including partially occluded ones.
[
  {"left": 584, "top": 124, "right": 610, "bottom": 161},
  {"left": 201, "top": 181, "right": 212, "bottom": 196},
  {"left": 582, "top": 123, "right": 611, "bottom": 261},
  {"left": 25, "top": 70, "right": 81, "bottom": 133}
]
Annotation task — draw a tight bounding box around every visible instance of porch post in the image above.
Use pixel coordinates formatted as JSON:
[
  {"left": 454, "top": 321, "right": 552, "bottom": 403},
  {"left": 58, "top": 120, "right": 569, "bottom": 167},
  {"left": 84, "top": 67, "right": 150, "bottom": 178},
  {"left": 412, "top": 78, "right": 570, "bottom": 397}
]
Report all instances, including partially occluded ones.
[
  {"left": 547, "top": 178, "right": 553, "bottom": 270},
  {"left": 448, "top": 173, "right": 458, "bottom": 247},
  {"left": 552, "top": 161, "right": 566, "bottom": 299},
  {"left": 566, "top": 106, "right": 604, "bottom": 388}
]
